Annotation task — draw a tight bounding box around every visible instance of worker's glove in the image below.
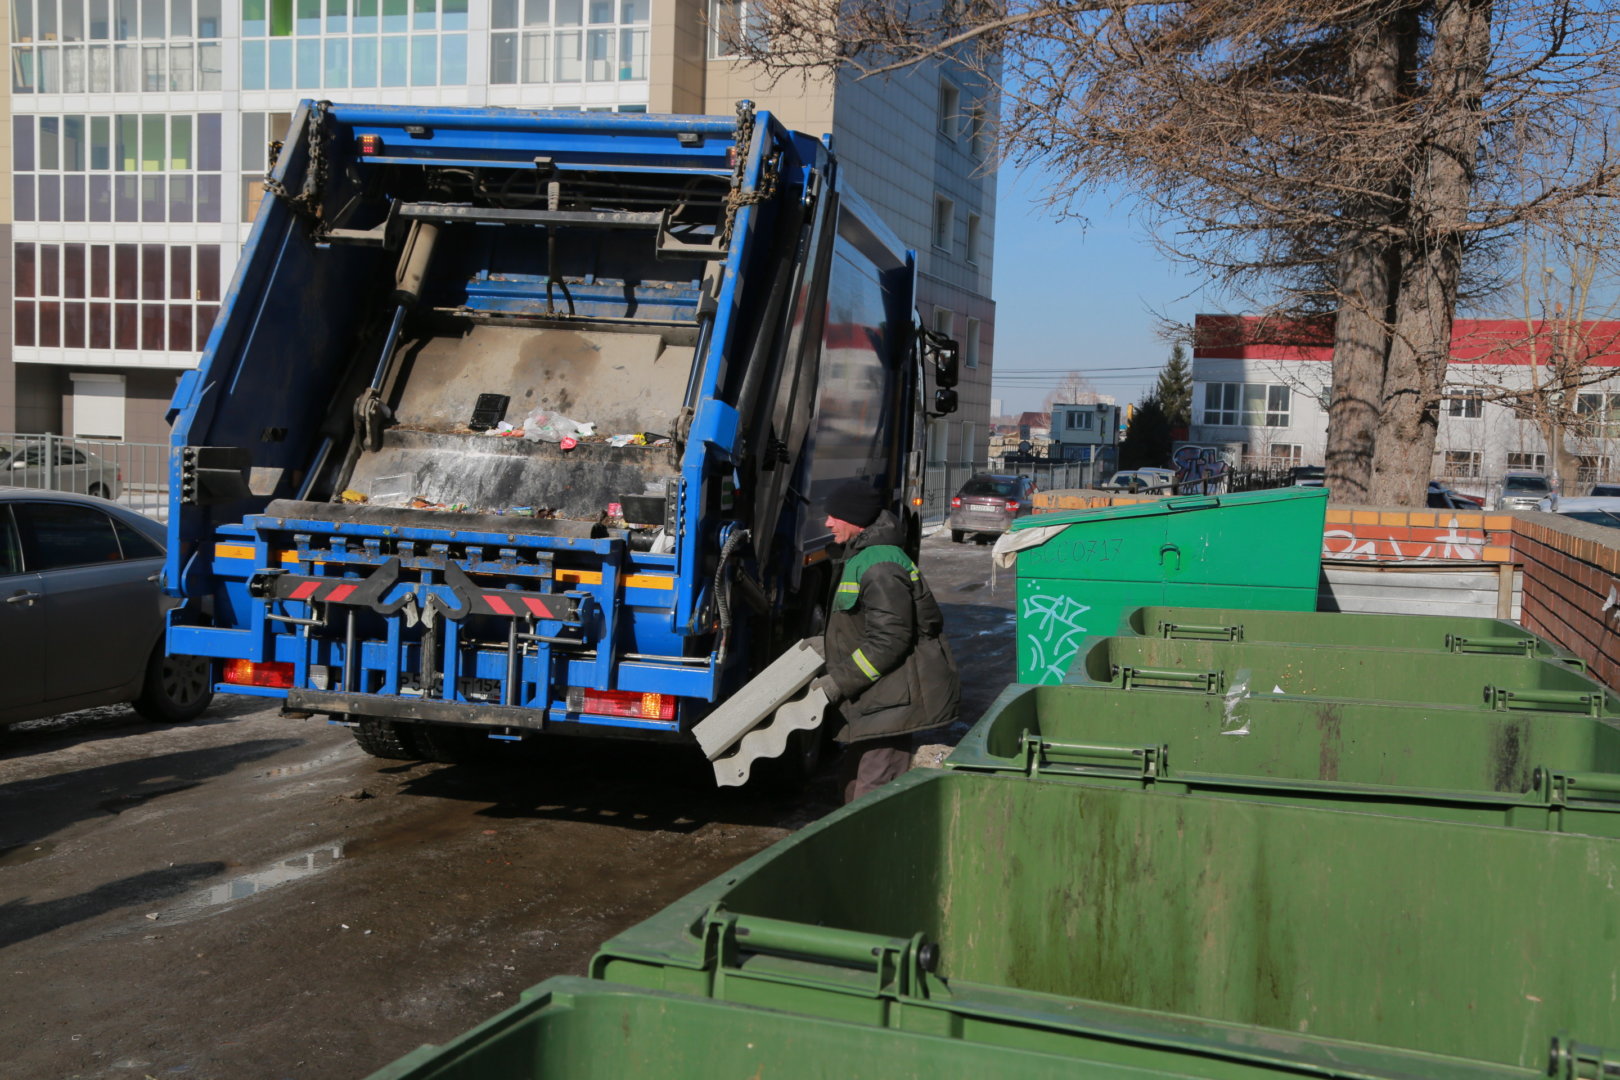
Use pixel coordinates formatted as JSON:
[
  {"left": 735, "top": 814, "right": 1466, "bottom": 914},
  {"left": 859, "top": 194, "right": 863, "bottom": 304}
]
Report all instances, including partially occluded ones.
[
  {"left": 803, "top": 635, "right": 826, "bottom": 658},
  {"left": 810, "top": 674, "right": 844, "bottom": 705}
]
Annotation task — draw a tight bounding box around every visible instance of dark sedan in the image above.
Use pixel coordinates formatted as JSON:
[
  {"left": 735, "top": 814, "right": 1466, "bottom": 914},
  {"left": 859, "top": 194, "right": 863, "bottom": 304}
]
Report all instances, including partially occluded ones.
[{"left": 0, "top": 488, "right": 213, "bottom": 729}]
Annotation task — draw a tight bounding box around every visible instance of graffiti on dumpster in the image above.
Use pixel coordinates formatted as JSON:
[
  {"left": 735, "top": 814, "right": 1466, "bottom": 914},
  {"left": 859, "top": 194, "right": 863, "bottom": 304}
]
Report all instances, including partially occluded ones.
[
  {"left": 1172, "top": 445, "right": 1232, "bottom": 494},
  {"left": 1022, "top": 593, "right": 1093, "bottom": 684},
  {"left": 1322, "top": 517, "right": 1485, "bottom": 561}
]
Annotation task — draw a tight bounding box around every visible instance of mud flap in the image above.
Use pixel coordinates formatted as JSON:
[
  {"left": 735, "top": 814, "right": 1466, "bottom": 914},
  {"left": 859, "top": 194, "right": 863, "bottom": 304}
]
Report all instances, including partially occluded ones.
[{"left": 693, "top": 638, "right": 827, "bottom": 787}]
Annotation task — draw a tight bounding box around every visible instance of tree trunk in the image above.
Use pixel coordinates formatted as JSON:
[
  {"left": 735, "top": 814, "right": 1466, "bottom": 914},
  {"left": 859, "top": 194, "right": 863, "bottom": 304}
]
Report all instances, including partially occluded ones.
[
  {"left": 1369, "top": 0, "right": 1493, "bottom": 506},
  {"left": 1325, "top": 9, "right": 1417, "bottom": 505}
]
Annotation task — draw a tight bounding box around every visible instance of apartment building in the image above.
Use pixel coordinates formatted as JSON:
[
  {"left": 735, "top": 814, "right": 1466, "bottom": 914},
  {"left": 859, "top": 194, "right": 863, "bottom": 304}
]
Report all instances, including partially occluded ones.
[
  {"left": 2, "top": 0, "right": 995, "bottom": 472},
  {"left": 1188, "top": 313, "right": 1620, "bottom": 488}
]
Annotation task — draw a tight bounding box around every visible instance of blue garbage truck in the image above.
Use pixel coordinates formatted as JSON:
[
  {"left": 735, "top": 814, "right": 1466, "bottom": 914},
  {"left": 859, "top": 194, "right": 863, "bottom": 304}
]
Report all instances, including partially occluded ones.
[{"left": 162, "top": 101, "right": 957, "bottom": 765}]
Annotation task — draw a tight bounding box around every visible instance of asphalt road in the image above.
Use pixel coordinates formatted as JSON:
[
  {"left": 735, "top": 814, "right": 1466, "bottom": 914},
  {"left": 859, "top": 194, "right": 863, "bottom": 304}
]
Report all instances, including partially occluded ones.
[{"left": 0, "top": 530, "right": 1017, "bottom": 1080}]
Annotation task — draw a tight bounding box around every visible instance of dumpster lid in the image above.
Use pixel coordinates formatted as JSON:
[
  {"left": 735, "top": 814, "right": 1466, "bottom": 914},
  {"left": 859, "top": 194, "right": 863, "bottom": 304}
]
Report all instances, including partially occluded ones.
[
  {"left": 994, "top": 487, "right": 1327, "bottom": 568},
  {"left": 1008, "top": 486, "right": 1328, "bottom": 531}
]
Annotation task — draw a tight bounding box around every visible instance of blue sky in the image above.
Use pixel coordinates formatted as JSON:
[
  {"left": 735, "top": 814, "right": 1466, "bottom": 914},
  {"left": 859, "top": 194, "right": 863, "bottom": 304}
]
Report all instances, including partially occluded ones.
[{"left": 990, "top": 170, "right": 1225, "bottom": 415}]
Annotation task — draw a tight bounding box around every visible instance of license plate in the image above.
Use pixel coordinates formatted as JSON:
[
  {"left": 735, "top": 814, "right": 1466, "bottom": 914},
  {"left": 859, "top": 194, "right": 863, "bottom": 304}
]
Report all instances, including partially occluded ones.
[{"left": 972, "top": 506, "right": 1000, "bottom": 514}]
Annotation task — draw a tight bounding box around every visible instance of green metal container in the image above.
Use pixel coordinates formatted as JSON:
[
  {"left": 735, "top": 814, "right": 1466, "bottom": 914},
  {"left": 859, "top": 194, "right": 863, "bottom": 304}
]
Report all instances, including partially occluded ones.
[
  {"left": 594, "top": 768, "right": 1620, "bottom": 1077},
  {"left": 365, "top": 975, "right": 1436, "bottom": 1080},
  {"left": 946, "top": 681, "right": 1620, "bottom": 833},
  {"left": 1121, "top": 605, "right": 1579, "bottom": 663},
  {"left": 1067, "top": 634, "right": 1617, "bottom": 714},
  {"left": 1010, "top": 489, "right": 1327, "bottom": 684}
]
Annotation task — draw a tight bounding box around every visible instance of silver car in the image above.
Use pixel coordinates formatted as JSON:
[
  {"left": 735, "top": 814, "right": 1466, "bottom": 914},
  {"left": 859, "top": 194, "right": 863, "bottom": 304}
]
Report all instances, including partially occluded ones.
[
  {"left": 0, "top": 487, "right": 212, "bottom": 729},
  {"left": 0, "top": 442, "right": 123, "bottom": 499},
  {"left": 1493, "top": 471, "right": 1553, "bottom": 511}
]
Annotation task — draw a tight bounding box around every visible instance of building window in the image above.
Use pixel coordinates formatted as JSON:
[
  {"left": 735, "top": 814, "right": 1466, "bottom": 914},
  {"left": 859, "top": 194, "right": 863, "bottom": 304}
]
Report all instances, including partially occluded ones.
[
  {"left": 12, "top": 0, "right": 224, "bottom": 93},
  {"left": 1577, "top": 455, "right": 1610, "bottom": 484},
  {"left": 707, "top": 0, "right": 761, "bottom": 58},
  {"left": 965, "top": 213, "right": 981, "bottom": 265},
  {"left": 1505, "top": 452, "right": 1547, "bottom": 473},
  {"left": 1066, "top": 410, "right": 1094, "bottom": 431},
  {"left": 15, "top": 241, "right": 223, "bottom": 355},
  {"left": 1446, "top": 388, "right": 1483, "bottom": 418},
  {"left": 1201, "top": 382, "right": 1290, "bottom": 427},
  {"left": 938, "top": 80, "right": 960, "bottom": 138},
  {"left": 1266, "top": 443, "right": 1302, "bottom": 466},
  {"left": 240, "top": 110, "right": 295, "bottom": 221},
  {"left": 240, "top": 0, "right": 471, "bottom": 90},
  {"left": 12, "top": 112, "right": 224, "bottom": 226},
  {"left": 932, "top": 195, "right": 954, "bottom": 251},
  {"left": 932, "top": 306, "right": 953, "bottom": 338},
  {"left": 966, "top": 103, "right": 988, "bottom": 158},
  {"left": 964, "top": 315, "right": 980, "bottom": 369},
  {"left": 1576, "top": 392, "right": 1620, "bottom": 437},
  {"left": 1443, "top": 450, "right": 1482, "bottom": 478}
]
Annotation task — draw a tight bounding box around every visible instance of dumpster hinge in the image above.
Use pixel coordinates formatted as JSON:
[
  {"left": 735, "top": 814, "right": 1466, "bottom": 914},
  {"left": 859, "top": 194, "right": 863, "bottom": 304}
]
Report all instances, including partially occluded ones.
[
  {"left": 1447, "top": 633, "right": 1536, "bottom": 657},
  {"left": 1158, "top": 622, "right": 1241, "bottom": 642},
  {"left": 1484, "top": 686, "right": 1601, "bottom": 717},
  {"left": 1022, "top": 734, "right": 1165, "bottom": 781},
  {"left": 1539, "top": 768, "right": 1620, "bottom": 806},
  {"left": 1114, "top": 665, "right": 1223, "bottom": 694},
  {"left": 701, "top": 905, "right": 940, "bottom": 1001}
]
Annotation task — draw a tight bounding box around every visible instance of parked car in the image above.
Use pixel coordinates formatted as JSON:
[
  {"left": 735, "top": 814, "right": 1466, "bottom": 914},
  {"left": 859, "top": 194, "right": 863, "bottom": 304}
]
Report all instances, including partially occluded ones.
[
  {"left": 1493, "top": 471, "right": 1553, "bottom": 511},
  {"left": 0, "top": 442, "right": 122, "bottom": 499},
  {"left": 1289, "top": 465, "right": 1325, "bottom": 487},
  {"left": 1589, "top": 483, "right": 1620, "bottom": 498},
  {"left": 1535, "top": 495, "right": 1620, "bottom": 529},
  {"left": 0, "top": 488, "right": 212, "bottom": 728},
  {"left": 1100, "top": 468, "right": 1175, "bottom": 494},
  {"left": 1427, "top": 481, "right": 1482, "bottom": 509},
  {"left": 948, "top": 474, "right": 1037, "bottom": 542}
]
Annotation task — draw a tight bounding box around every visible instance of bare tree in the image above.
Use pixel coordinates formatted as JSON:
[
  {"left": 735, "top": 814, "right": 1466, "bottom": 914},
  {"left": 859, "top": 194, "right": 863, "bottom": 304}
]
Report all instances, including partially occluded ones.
[
  {"left": 1043, "top": 371, "right": 1102, "bottom": 409},
  {"left": 727, "top": 0, "right": 1620, "bottom": 505}
]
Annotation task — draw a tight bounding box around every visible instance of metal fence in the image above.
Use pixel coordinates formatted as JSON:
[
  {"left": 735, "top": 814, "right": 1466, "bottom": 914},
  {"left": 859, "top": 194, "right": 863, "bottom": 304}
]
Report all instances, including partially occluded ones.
[
  {"left": 0, "top": 432, "right": 171, "bottom": 520},
  {"left": 920, "top": 458, "right": 1112, "bottom": 525}
]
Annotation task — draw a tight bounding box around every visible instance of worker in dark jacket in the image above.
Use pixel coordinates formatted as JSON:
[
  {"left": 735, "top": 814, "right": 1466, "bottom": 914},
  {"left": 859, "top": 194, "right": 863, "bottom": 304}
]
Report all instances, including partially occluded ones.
[{"left": 813, "top": 479, "right": 960, "bottom": 803}]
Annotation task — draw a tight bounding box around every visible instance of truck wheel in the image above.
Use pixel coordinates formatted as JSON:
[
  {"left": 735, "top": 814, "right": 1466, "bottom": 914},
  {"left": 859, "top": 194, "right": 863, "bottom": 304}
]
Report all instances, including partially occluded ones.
[
  {"left": 950, "top": 530, "right": 965, "bottom": 544},
  {"left": 351, "top": 717, "right": 423, "bottom": 760},
  {"left": 133, "top": 649, "right": 214, "bottom": 724}
]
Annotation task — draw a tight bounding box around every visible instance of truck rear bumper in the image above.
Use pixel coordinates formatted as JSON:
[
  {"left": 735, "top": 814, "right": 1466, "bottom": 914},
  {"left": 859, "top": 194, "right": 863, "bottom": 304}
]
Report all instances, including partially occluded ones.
[{"left": 289, "top": 688, "right": 685, "bottom": 736}]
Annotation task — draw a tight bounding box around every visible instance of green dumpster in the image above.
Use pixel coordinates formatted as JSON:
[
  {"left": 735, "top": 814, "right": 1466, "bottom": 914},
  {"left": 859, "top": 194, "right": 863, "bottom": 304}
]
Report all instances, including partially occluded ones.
[
  {"left": 1121, "top": 605, "right": 1579, "bottom": 663},
  {"left": 1008, "top": 489, "right": 1327, "bottom": 684},
  {"left": 365, "top": 975, "right": 1409, "bottom": 1080},
  {"left": 1068, "top": 634, "right": 1617, "bottom": 713},
  {"left": 594, "top": 768, "right": 1620, "bottom": 1077},
  {"left": 946, "top": 681, "right": 1620, "bottom": 834}
]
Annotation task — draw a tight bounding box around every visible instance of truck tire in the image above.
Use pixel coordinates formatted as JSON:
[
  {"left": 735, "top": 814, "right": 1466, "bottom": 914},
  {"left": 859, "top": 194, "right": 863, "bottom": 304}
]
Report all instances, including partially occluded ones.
[
  {"left": 351, "top": 717, "right": 423, "bottom": 760},
  {"left": 133, "top": 648, "right": 215, "bottom": 724},
  {"left": 950, "top": 530, "right": 965, "bottom": 544}
]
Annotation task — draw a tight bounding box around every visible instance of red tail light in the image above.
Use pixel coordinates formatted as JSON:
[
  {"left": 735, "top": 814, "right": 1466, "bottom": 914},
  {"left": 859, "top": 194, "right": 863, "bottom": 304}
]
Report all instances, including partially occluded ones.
[
  {"left": 1004, "top": 499, "right": 1020, "bottom": 512},
  {"left": 950, "top": 496, "right": 962, "bottom": 508},
  {"left": 224, "top": 659, "right": 294, "bottom": 688},
  {"left": 576, "top": 688, "right": 676, "bottom": 720}
]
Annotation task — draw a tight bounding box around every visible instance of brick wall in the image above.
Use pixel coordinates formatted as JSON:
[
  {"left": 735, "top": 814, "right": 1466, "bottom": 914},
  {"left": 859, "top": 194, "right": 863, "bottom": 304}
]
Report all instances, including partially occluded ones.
[{"left": 1512, "top": 516, "right": 1620, "bottom": 690}]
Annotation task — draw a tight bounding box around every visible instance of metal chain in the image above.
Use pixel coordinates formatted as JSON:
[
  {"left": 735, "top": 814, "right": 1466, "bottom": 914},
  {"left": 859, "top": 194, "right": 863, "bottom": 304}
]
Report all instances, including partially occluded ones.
[
  {"left": 720, "top": 99, "right": 776, "bottom": 249},
  {"left": 263, "top": 100, "right": 332, "bottom": 227}
]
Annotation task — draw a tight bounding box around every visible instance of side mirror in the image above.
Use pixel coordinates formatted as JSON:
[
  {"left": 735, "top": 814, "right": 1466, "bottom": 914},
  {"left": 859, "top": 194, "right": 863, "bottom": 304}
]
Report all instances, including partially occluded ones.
[
  {"left": 919, "top": 328, "right": 959, "bottom": 389},
  {"left": 933, "top": 388, "right": 959, "bottom": 415}
]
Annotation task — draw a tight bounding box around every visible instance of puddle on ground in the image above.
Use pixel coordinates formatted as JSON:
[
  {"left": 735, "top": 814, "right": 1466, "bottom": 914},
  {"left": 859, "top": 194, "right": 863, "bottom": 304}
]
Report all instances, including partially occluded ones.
[
  {"left": 157, "top": 844, "right": 345, "bottom": 921},
  {"left": 0, "top": 841, "right": 56, "bottom": 867}
]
